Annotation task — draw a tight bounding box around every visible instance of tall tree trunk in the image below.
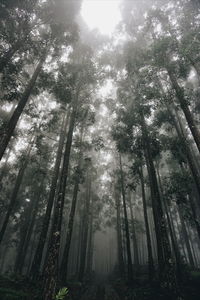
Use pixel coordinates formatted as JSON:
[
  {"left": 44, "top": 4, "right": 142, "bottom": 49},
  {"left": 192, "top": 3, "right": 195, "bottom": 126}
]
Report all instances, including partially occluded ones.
[
  {"left": 0, "top": 137, "right": 35, "bottom": 245},
  {"left": 156, "top": 162, "right": 183, "bottom": 279},
  {"left": 139, "top": 166, "right": 155, "bottom": 280},
  {"left": 141, "top": 114, "right": 181, "bottom": 296},
  {"left": 0, "top": 147, "right": 12, "bottom": 190},
  {"left": 177, "top": 205, "right": 195, "bottom": 268},
  {"left": 0, "top": 53, "right": 46, "bottom": 161},
  {"left": 167, "top": 68, "right": 200, "bottom": 154},
  {"left": 17, "top": 179, "right": 45, "bottom": 274},
  {"left": 128, "top": 193, "right": 140, "bottom": 271},
  {"left": 86, "top": 196, "right": 94, "bottom": 275},
  {"left": 157, "top": 74, "right": 200, "bottom": 200},
  {"left": 60, "top": 119, "right": 86, "bottom": 282},
  {"left": 78, "top": 172, "right": 92, "bottom": 282},
  {"left": 119, "top": 154, "right": 133, "bottom": 284},
  {"left": 75, "top": 215, "right": 83, "bottom": 277},
  {"left": 30, "top": 112, "right": 69, "bottom": 279},
  {"left": 14, "top": 200, "right": 35, "bottom": 273},
  {"left": 60, "top": 178, "right": 79, "bottom": 282},
  {"left": 188, "top": 194, "right": 200, "bottom": 242},
  {"left": 43, "top": 93, "right": 78, "bottom": 300},
  {"left": 166, "top": 102, "right": 200, "bottom": 198},
  {"left": 115, "top": 190, "right": 125, "bottom": 277}
]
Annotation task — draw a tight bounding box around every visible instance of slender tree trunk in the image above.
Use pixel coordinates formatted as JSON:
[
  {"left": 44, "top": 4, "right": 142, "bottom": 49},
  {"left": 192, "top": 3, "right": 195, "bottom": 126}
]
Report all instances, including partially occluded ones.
[
  {"left": 0, "top": 244, "right": 7, "bottom": 273},
  {"left": 60, "top": 179, "right": 79, "bottom": 282},
  {"left": 177, "top": 205, "right": 195, "bottom": 268},
  {"left": 43, "top": 93, "right": 78, "bottom": 300},
  {"left": 167, "top": 68, "right": 200, "bottom": 154},
  {"left": 0, "top": 147, "right": 12, "bottom": 190},
  {"left": 30, "top": 112, "right": 69, "bottom": 279},
  {"left": 0, "top": 53, "right": 46, "bottom": 161},
  {"left": 0, "top": 137, "right": 35, "bottom": 245},
  {"left": 60, "top": 119, "right": 86, "bottom": 282},
  {"left": 75, "top": 215, "right": 83, "bottom": 277},
  {"left": 115, "top": 190, "right": 125, "bottom": 277},
  {"left": 128, "top": 193, "right": 140, "bottom": 272},
  {"left": 86, "top": 196, "right": 94, "bottom": 275},
  {"left": 157, "top": 75, "right": 200, "bottom": 200},
  {"left": 78, "top": 172, "right": 92, "bottom": 282},
  {"left": 167, "top": 103, "right": 200, "bottom": 198},
  {"left": 27, "top": 227, "right": 38, "bottom": 274},
  {"left": 156, "top": 162, "right": 183, "bottom": 280},
  {"left": 141, "top": 114, "right": 182, "bottom": 296},
  {"left": 142, "top": 123, "right": 167, "bottom": 272},
  {"left": 139, "top": 166, "right": 155, "bottom": 280},
  {"left": 14, "top": 200, "right": 35, "bottom": 273},
  {"left": 17, "top": 179, "right": 45, "bottom": 274},
  {"left": 188, "top": 194, "right": 200, "bottom": 242},
  {"left": 119, "top": 154, "right": 133, "bottom": 284}
]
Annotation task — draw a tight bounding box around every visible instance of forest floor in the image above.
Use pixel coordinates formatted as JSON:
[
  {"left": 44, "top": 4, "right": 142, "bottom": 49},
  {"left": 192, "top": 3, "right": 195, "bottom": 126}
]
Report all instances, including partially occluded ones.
[
  {"left": 79, "top": 284, "right": 120, "bottom": 300},
  {"left": 0, "top": 270, "right": 200, "bottom": 300}
]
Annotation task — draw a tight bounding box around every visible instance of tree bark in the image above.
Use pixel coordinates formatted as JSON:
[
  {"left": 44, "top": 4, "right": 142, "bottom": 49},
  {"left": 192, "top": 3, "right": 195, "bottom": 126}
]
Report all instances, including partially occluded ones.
[
  {"left": 139, "top": 166, "right": 155, "bottom": 280},
  {"left": 156, "top": 162, "right": 183, "bottom": 280},
  {"left": 177, "top": 205, "right": 195, "bottom": 268},
  {"left": 60, "top": 119, "right": 86, "bottom": 282},
  {"left": 166, "top": 102, "right": 200, "bottom": 198},
  {"left": 16, "top": 179, "right": 45, "bottom": 274},
  {"left": 43, "top": 93, "right": 78, "bottom": 300},
  {"left": 141, "top": 114, "right": 181, "bottom": 296},
  {"left": 0, "top": 137, "right": 35, "bottom": 245},
  {"left": 78, "top": 172, "right": 92, "bottom": 282},
  {"left": 167, "top": 67, "right": 200, "bottom": 154},
  {"left": 0, "top": 53, "right": 46, "bottom": 161},
  {"left": 14, "top": 199, "right": 35, "bottom": 273},
  {"left": 86, "top": 195, "right": 94, "bottom": 275},
  {"left": 119, "top": 154, "right": 133, "bottom": 284},
  {"left": 115, "top": 189, "right": 125, "bottom": 277},
  {"left": 128, "top": 193, "right": 140, "bottom": 271},
  {"left": 30, "top": 112, "right": 69, "bottom": 279},
  {"left": 60, "top": 178, "right": 79, "bottom": 282}
]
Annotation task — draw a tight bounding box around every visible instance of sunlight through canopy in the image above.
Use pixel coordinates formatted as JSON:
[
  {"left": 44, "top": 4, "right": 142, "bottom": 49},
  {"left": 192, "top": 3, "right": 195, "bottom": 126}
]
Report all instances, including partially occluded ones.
[{"left": 81, "top": 0, "right": 121, "bottom": 35}]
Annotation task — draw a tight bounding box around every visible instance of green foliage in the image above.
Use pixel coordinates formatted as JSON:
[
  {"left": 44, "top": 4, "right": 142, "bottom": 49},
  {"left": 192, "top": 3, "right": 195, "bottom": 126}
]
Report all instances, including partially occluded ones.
[
  {"left": 0, "top": 287, "right": 28, "bottom": 299},
  {"left": 92, "top": 136, "right": 105, "bottom": 151},
  {"left": 162, "top": 169, "right": 193, "bottom": 205},
  {"left": 55, "top": 287, "right": 68, "bottom": 300}
]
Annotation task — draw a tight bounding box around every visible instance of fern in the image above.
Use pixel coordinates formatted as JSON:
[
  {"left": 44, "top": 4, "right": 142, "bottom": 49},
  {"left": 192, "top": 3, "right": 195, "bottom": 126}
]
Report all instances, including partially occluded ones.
[{"left": 55, "top": 287, "right": 68, "bottom": 300}]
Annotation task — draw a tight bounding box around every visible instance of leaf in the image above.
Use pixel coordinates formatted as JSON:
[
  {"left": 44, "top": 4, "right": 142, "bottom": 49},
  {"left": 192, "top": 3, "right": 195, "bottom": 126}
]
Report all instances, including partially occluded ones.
[{"left": 55, "top": 287, "right": 68, "bottom": 300}]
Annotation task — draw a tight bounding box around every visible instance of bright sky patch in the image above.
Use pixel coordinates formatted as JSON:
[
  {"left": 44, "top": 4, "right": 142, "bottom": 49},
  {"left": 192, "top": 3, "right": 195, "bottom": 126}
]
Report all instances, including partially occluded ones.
[{"left": 81, "top": 0, "right": 121, "bottom": 35}]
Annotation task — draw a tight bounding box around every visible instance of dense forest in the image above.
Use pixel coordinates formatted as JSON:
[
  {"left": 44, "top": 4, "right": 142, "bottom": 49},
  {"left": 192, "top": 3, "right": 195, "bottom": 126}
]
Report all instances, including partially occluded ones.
[{"left": 0, "top": 0, "right": 200, "bottom": 299}]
